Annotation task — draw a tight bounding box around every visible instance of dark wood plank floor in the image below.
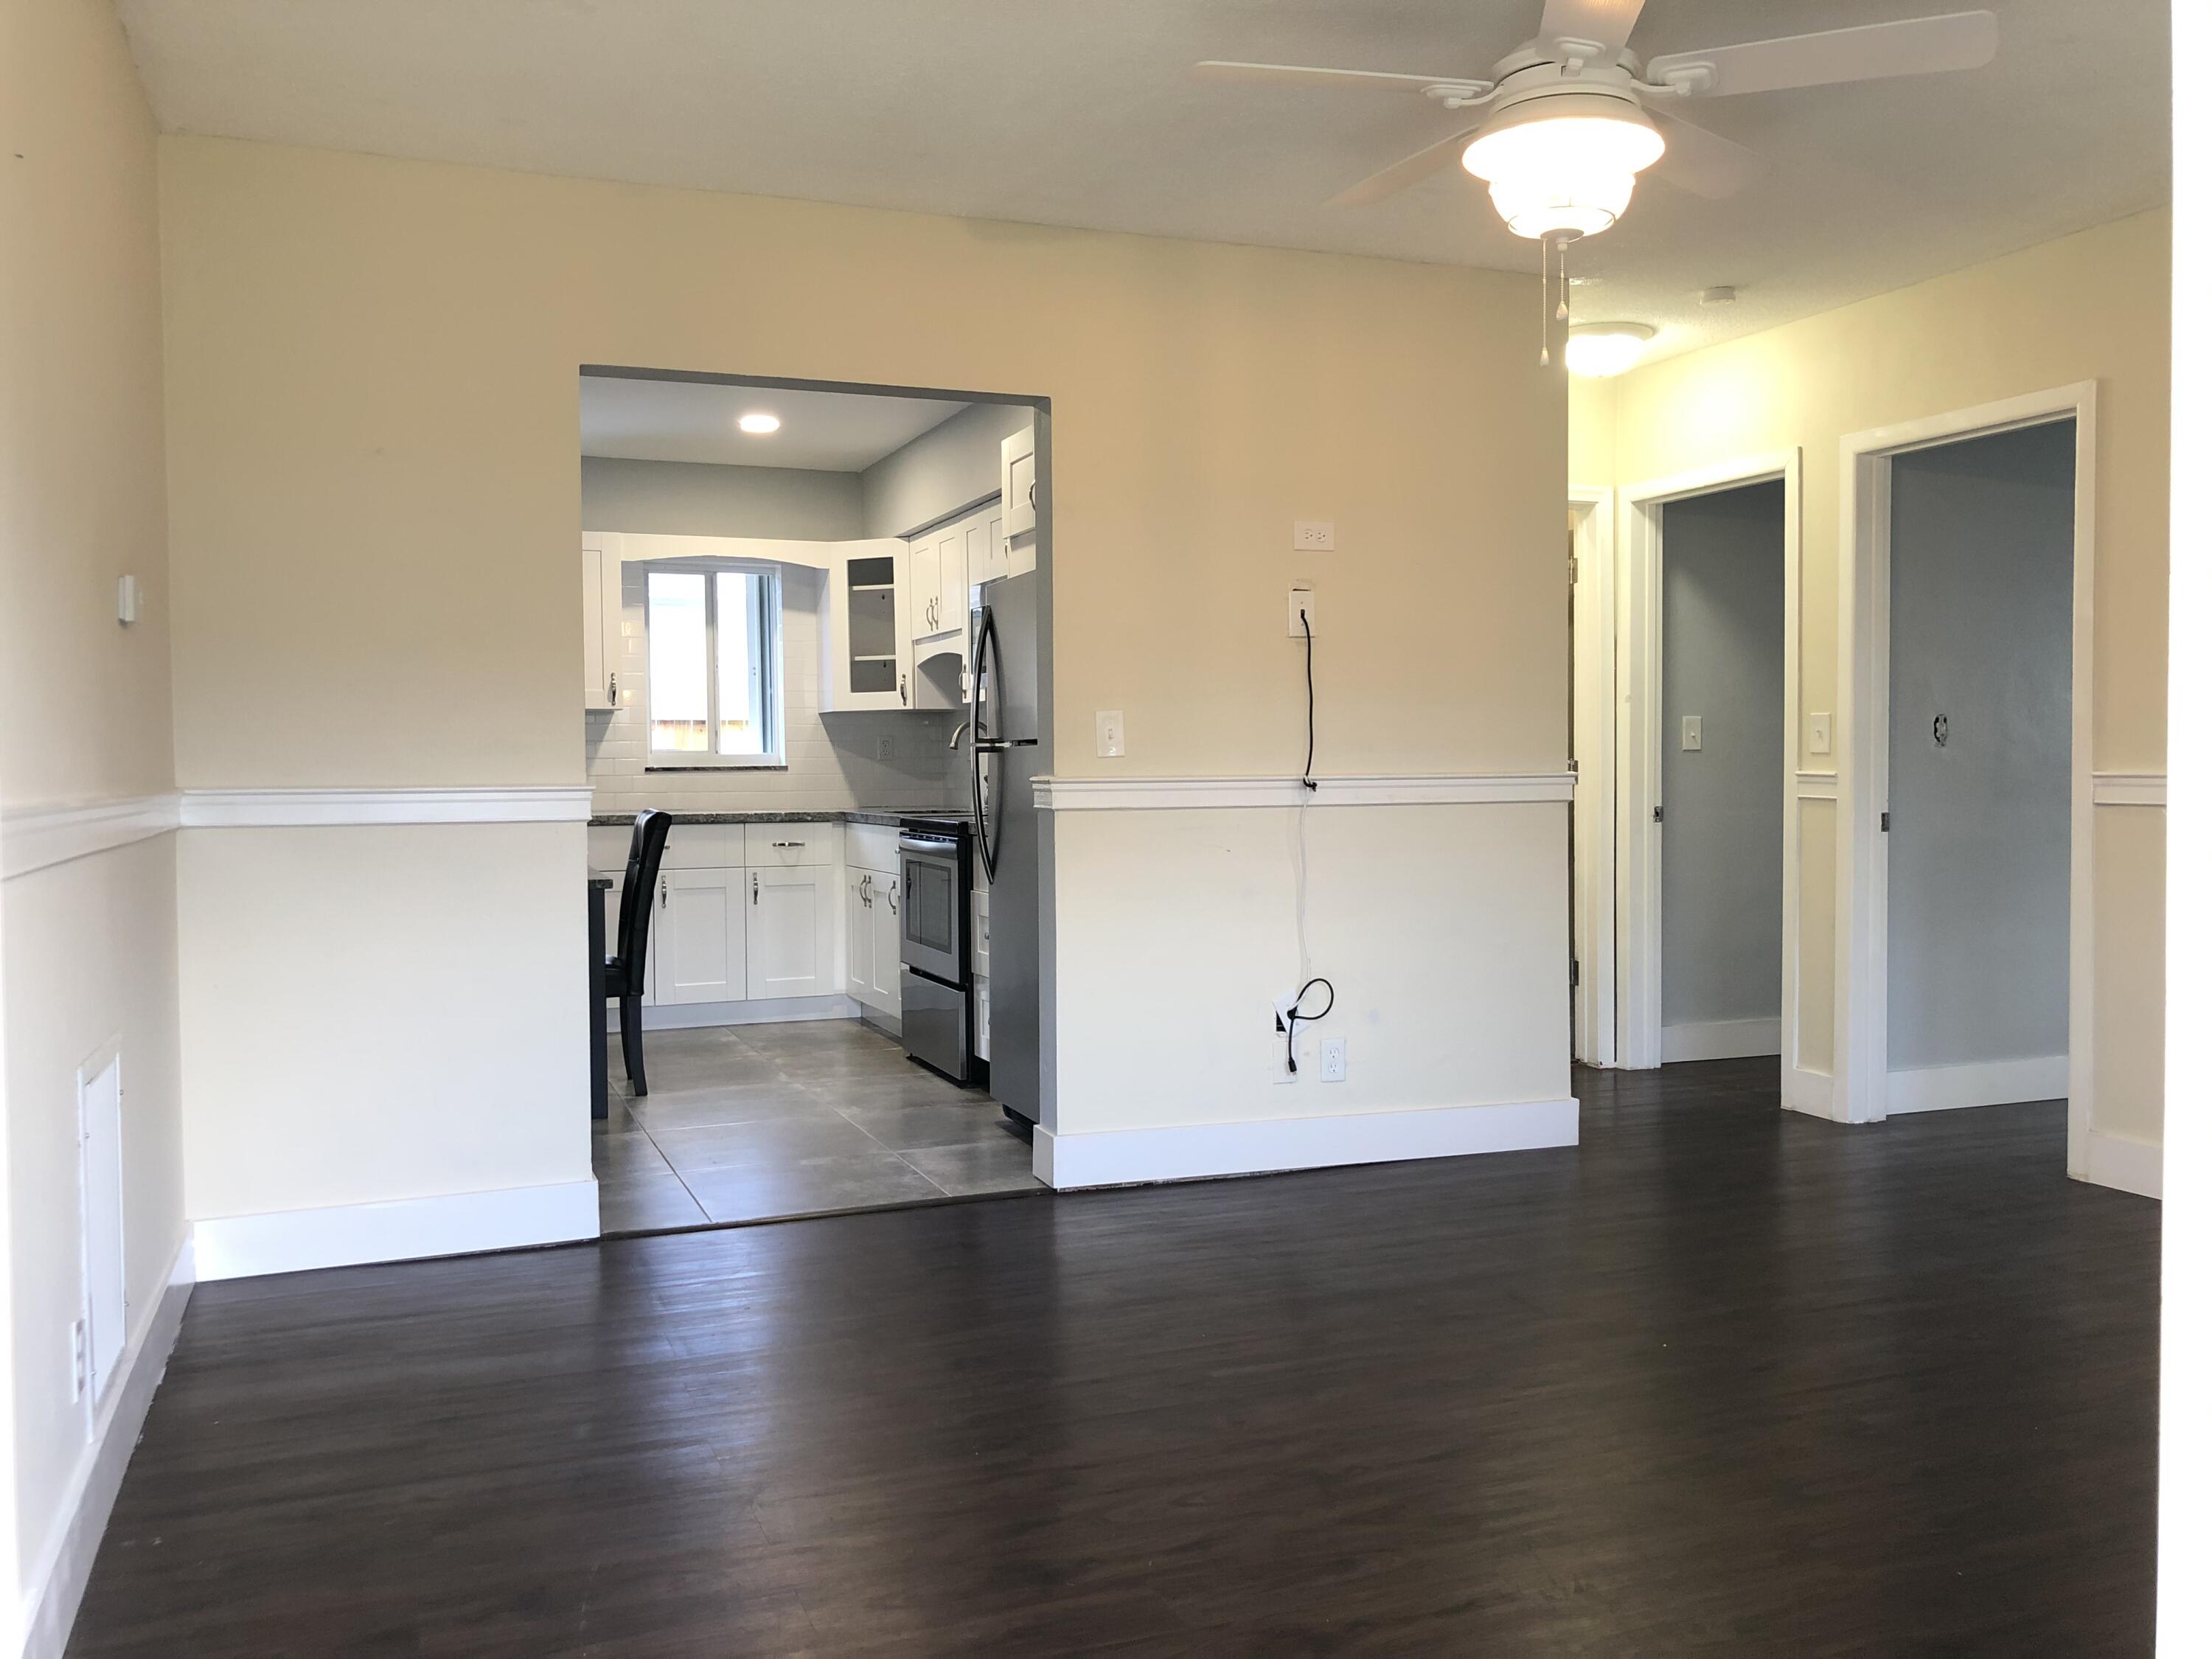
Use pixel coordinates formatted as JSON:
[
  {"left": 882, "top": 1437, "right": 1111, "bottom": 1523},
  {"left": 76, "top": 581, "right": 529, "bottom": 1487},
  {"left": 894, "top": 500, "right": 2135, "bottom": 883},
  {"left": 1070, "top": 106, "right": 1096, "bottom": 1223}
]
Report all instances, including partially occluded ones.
[{"left": 70, "top": 1060, "right": 2158, "bottom": 1656}]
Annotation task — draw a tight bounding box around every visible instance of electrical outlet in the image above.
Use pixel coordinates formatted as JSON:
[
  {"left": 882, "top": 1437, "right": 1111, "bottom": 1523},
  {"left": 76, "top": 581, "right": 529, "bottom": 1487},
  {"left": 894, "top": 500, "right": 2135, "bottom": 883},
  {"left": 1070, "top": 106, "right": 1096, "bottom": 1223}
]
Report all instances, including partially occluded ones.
[
  {"left": 1298, "top": 1033, "right": 1321, "bottom": 1075},
  {"left": 69, "top": 1320, "right": 87, "bottom": 1402},
  {"left": 1293, "top": 520, "right": 1335, "bottom": 552},
  {"left": 1287, "top": 585, "right": 1316, "bottom": 638},
  {"left": 877, "top": 735, "right": 894, "bottom": 761},
  {"left": 1320, "top": 1038, "right": 1347, "bottom": 1082}
]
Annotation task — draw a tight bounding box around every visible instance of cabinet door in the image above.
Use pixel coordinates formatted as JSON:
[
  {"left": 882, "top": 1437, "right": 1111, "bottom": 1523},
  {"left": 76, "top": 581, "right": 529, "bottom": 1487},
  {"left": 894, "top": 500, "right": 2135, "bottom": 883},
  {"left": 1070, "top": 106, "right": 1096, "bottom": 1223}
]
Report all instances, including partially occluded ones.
[
  {"left": 825, "top": 541, "right": 914, "bottom": 712},
  {"left": 653, "top": 869, "right": 743, "bottom": 1005},
  {"left": 1001, "top": 428, "right": 1037, "bottom": 538},
  {"left": 845, "top": 870, "right": 875, "bottom": 1006},
  {"left": 950, "top": 520, "right": 978, "bottom": 630},
  {"left": 980, "top": 507, "right": 1008, "bottom": 585},
  {"left": 908, "top": 535, "right": 940, "bottom": 643},
  {"left": 580, "top": 539, "right": 622, "bottom": 712},
  {"left": 748, "top": 865, "right": 837, "bottom": 1000},
  {"left": 871, "top": 873, "right": 903, "bottom": 1009}
]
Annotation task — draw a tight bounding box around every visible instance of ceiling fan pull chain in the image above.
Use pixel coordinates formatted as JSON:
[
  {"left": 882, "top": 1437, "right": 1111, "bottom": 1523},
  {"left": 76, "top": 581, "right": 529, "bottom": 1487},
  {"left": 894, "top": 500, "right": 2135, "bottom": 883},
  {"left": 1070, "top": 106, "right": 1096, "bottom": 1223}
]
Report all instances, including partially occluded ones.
[
  {"left": 1538, "top": 232, "right": 1551, "bottom": 366},
  {"left": 1557, "top": 233, "right": 1572, "bottom": 321}
]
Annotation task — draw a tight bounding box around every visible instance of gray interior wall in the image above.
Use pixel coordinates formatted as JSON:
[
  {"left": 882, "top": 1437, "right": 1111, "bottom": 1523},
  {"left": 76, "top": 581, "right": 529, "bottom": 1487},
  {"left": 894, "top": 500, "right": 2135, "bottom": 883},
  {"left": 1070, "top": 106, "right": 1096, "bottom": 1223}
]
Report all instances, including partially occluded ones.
[
  {"left": 582, "top": 456, "right": 863, "bottom": 539},
  {"left": 1660, "top": 481, "right": 1787, "bottom": 1033},
  {"left": 1886, "top": 420, "right": 2073, "bottom": 1070},
  {"left": 860, "top": 403, "right": 1031, "bottom": 538}
]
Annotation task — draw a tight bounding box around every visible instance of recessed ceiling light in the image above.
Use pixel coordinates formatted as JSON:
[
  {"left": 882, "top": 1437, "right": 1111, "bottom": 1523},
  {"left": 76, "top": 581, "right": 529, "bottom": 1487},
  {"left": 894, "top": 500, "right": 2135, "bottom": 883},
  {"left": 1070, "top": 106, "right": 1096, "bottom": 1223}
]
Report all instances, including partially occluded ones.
[
  {"left": 1565, "top": 321, "right": 1655, "bottom": 378},
  {"left": 737, "top": 412, "right": 780, "bottom": 435}
]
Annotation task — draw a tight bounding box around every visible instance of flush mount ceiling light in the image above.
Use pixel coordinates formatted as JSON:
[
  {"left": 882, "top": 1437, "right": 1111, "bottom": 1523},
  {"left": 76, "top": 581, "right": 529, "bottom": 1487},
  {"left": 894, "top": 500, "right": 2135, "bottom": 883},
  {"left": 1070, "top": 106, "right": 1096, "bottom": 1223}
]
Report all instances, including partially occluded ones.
[
  {"left": 1565, "top": 321, "right": 1655, "bottom": 377},
  {"left": 737, "top": 412, "right": 781, "bottom": 435},
  {"left": 1459, "top": 94, "right": 1664, "bottom": 240}
]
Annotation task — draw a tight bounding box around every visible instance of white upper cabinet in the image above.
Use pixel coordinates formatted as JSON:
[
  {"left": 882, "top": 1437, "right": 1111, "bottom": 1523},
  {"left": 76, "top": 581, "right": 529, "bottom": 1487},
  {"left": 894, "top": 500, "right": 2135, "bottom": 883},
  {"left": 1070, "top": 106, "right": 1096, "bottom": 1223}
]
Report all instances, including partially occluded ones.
[
  {"left": 1001, "top": 426, "right": 1037, "bottom": 541},
  {"left": 822, "top": 540, "right": 913, "bottom": 712},
  {"left": 580, "top": 534, "right": 623, "bottom": 712}
]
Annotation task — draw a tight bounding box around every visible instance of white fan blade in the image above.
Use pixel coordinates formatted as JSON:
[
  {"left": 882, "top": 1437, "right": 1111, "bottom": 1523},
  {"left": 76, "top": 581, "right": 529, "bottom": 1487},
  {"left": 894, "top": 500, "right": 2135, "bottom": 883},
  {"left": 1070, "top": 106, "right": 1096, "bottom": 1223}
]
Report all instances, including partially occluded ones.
[
  {"left": 1646, "top": 10, "right": 1997, "bottom": 98},
  {"left": 1646, "top": 108, "right": 1766, "bottom": 199},
  {"left": 1194, "top": 60, "right": 1485, "bottom": 97},
  {"left": 1538, "top": 0, "right": 1649, "bottom": 53},
  {"left": 1328, "top": 124, "right": 1486, "bottom": 208}
]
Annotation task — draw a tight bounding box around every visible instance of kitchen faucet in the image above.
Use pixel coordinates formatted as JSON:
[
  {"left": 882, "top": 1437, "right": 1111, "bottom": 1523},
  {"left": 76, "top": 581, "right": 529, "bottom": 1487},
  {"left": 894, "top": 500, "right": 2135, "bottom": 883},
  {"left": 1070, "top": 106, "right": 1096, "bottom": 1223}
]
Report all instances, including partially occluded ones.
[{"left": 949, "top": 719, "right": 969, "bottom": 750}]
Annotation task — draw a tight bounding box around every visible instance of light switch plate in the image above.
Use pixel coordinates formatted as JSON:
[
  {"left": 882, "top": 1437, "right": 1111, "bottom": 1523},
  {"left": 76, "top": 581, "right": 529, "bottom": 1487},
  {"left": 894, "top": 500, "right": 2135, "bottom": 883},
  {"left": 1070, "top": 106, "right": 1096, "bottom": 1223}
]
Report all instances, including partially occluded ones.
[
  {"left": 1682, "top": 715, "right": 1703, "bottom": 751},
  {"left": 1293, "top": 520, "right": 1335, "bottom": 552},
  {"left": 1096, "top": 709, "right": 1125, "bottom": 758},
  {"left": 1809, "top": 712, "right": 1832, "bottom": 755},
  {"left": 1288, "top": 585, "right": 1316, "bottom": 638}
]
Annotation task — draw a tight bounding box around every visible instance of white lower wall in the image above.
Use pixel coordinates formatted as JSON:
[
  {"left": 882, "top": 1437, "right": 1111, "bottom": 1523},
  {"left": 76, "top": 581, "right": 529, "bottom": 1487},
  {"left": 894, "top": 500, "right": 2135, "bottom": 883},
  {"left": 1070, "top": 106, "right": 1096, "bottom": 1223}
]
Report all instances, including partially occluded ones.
[
  {"left": 176, "top": 822, "right": 594, "bottom": 1246},
  {"left": 1044, "top": 799, "right": 1573, "bottom": 1170},
  {"left": 1, "top": 832, "right": 187, "bottom": 1655}
]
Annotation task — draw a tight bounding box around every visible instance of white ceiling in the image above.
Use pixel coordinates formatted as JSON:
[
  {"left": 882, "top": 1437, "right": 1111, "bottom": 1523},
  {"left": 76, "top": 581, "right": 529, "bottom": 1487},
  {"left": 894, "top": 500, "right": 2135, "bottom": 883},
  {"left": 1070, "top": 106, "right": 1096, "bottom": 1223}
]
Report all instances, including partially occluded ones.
[
  {"left": 579, "top": 378, "right": 967, "bottom": 470},
  {"left": 119, "top": 0, "right": 2169, "bottom": 363}
]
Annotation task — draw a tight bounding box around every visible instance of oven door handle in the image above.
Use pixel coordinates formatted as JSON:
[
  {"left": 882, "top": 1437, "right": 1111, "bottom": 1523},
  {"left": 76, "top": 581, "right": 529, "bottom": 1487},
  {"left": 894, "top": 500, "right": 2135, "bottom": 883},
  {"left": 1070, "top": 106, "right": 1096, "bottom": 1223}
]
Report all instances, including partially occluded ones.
[{"left": 899, "top": 835, "right": 960, "bottom": 858}]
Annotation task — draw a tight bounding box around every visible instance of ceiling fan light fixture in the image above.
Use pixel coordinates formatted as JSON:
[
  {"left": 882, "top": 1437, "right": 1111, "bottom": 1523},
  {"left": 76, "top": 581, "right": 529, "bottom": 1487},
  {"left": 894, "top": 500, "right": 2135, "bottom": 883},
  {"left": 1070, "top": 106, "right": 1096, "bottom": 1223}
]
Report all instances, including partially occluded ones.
[
  {"left": 1565, "top": 321, "right": 1656, "bottom": 378},
  {"left": 1461, "top": 97, "right": 1666, "bottom": 239},
  {"left": 737, "top": 411, "right": 781, "bottom": 434}
]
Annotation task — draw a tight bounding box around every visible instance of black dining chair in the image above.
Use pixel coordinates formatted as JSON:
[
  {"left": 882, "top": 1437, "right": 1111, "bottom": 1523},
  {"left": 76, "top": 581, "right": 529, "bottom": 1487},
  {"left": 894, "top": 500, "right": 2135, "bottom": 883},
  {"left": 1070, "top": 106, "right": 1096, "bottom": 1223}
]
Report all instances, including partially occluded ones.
[{"left": 607, "top": 810, "right": 672, "bottom": 1096}]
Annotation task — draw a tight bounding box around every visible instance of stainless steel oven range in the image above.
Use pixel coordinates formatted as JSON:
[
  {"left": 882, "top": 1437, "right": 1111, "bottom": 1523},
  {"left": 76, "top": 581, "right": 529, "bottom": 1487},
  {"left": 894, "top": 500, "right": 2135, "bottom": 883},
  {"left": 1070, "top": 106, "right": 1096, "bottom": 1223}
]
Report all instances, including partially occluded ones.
[{"left": 897, "top": 816, "right": 973, "bottom": 1084}]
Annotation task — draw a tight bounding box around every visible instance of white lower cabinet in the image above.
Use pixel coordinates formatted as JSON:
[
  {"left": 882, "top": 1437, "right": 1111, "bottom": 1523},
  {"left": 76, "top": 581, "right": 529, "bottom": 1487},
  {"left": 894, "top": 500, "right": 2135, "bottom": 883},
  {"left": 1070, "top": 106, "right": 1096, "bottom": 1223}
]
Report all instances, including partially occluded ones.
[
  {"left": 653, "top": 868, "right": 745, "bottom": 1004},
  {"left": 869, "top": 872, "right": 902, "bottom": 1009},
  {"left": 746, "top": 864, "right": 837, "bottom": 999}
]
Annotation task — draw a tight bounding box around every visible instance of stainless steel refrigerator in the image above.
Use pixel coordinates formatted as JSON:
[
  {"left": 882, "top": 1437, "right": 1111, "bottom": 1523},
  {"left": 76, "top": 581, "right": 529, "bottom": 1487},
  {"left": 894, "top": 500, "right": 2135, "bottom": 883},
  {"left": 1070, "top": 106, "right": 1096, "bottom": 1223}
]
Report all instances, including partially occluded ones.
[{"left": 970, "top": 570, "right": 1043, "bottom": 1122}]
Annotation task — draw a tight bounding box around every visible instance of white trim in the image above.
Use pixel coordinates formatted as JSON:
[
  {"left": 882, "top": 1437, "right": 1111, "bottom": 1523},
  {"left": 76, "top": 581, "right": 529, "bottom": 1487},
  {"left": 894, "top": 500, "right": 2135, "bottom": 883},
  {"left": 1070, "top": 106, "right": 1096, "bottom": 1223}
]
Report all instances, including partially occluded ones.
[
  {"left": 1616, "top": 451, "right": 1804, "bottom": 1077},
  {"left": 179, "top": 787, "right": 594, "bottom": 827},
  {"left": 1, "top": 794, "right": 180, "bottom": 881},
  {"left": 623, "top": 994, "right": 867, "bottom": 1032},
  {"left": 194, "top": 1180, "right": 599, "bottom": 1281},
  {"left": 18, "top": 1234, "right": 194, "bottom": 1659},
  {"left": 1886, "top": 1055, "right": 2068, "bottom": 1116},
  {"left": 1033, "top": 1098, "right": 1579, "bottom": 1189},
  {"left": 1031, "top": 773, "right": 1574, "bottom": 811},
  {"left": 2080, "top": 1129, "right": 2162, "bottom": 1200},
  {"left": 1782, "top": 1066, "right": 1838, "bottom": 1120},
  {"left": 1795, "top": 771, "right": 1839, "bottom": 799},
  {"left": 1660, "top": 1018, "right": 1781, "bottom": 1063},
  {"left": 2093, "top": 771, "right": 2167, "bottom": 807},
  {"left": 1834, "top": 383, "right": 2098, "bottom": 1166},
  {"left": 1570, "top": 485, "right": 1618, "bottom": 1067}
]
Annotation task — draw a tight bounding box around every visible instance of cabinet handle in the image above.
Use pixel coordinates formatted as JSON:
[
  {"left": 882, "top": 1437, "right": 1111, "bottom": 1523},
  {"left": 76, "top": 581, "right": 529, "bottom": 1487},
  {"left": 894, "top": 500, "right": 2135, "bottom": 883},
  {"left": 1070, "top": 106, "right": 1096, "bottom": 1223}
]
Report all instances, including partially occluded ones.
[
  {"left": 900, "top": 674, "right": 908, "bottom": 706},
  {"left": 771, "top": 840, "right": 803, "bottom": 849},
  {"left": 887, "top": 880, "right": 897, "bottom": 917},
  {"left": 659, "top": 877, "right": 667, "bottom": 909},
  {"left": 752, "top": 872, "right": 759, "bottom": 905},
  {"left": 608, "top": 672, "right": 618, "bottom": 706}
]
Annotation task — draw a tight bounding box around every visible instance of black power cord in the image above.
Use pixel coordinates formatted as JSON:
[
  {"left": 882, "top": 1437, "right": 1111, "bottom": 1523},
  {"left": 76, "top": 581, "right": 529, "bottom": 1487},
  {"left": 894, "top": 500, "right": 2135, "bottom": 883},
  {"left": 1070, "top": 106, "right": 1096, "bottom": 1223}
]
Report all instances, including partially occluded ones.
[
  {"left": 1280, "top": 975, "right": 1335, "bottom": 1075},
  {"left": 1300, "top": 606, "right": 1318, "bottom": 792}
]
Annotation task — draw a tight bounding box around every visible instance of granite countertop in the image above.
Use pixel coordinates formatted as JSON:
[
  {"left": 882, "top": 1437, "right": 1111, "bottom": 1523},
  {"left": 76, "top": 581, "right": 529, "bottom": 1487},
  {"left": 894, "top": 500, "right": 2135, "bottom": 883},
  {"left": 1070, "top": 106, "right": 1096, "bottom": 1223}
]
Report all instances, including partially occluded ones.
[{"left": 588, "top": 809, "right": 973, "bottom": 829}]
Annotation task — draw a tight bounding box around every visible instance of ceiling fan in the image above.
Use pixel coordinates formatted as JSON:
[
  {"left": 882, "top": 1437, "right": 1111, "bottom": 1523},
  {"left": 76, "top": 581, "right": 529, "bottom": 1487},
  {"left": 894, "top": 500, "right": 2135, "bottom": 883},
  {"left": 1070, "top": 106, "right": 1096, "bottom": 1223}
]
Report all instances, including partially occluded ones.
[{"left": 1195, "top": 2, "right": 1999, "bottom": 241}]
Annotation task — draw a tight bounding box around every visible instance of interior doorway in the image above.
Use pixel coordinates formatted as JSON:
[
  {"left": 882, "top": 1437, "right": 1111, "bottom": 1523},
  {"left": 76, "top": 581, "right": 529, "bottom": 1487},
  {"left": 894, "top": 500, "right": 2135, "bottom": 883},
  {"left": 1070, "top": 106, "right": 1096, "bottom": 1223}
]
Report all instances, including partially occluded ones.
[
  {"left": 1837, "top": 384, "right": 2096, "bottom": 1147},
  {"left": 1658, "top": 482, "right": 1788, "bottom": 1063}
]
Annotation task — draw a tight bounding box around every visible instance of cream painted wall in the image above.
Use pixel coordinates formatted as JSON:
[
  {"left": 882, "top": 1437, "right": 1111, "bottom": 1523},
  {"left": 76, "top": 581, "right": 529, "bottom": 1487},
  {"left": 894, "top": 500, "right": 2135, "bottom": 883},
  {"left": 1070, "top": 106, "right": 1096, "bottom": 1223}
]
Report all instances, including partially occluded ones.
[
  {"left": 1573, "top": 209, "right": 2168, "bottom": 1149},
  {"left": 154, "top": 136, "right": 1568, "bottom": 1232},
  {"left": 0, "top": 0, "right": 186, "bottom": 1646}
]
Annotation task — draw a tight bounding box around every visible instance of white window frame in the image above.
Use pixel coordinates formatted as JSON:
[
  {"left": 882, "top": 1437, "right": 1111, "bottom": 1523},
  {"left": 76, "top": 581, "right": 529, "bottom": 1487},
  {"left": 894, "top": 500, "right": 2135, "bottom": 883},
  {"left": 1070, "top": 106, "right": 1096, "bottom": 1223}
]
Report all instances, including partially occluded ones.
[{"left": 641, "top": 557, "right": 785, "bottom": 768}]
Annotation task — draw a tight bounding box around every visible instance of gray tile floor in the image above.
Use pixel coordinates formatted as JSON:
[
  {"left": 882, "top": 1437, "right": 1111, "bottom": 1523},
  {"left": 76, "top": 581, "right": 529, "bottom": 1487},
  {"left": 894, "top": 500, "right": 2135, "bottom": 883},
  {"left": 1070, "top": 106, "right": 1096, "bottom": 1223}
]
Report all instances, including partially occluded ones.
[{"left": 592, "top": 1020, "right": 1044, "bottom": 1232}]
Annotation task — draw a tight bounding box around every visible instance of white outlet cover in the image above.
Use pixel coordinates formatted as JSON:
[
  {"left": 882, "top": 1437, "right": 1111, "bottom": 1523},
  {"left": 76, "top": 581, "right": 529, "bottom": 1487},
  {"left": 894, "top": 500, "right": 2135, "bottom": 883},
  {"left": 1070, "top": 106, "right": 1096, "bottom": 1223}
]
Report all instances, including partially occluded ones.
[
  {"left": 1293, "top": 520, "right": 1335, "bottom": 552},
  {"left": 1288, "top": 585, "right": 1316, "bottom": 638},
  {"left": 877, "top": 735, "right": 894, "bottom": 760},
  {"left": 1320, "top": 1037, "right": 1346, "bottom": 1082}
]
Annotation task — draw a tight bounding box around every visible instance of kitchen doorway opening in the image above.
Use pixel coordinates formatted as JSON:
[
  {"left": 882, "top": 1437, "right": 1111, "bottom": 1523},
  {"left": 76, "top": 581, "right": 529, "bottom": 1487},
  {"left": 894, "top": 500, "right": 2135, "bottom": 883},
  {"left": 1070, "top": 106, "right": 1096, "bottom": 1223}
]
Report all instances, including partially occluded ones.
[{"left": 575, "top": 367, "right": 1055, "bottom": 1235}]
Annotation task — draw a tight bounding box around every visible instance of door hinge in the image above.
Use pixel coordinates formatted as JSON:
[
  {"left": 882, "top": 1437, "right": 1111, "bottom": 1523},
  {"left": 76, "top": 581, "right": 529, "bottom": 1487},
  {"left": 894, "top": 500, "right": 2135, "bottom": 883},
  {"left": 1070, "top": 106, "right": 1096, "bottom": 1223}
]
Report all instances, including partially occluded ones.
[
  {"left": 1652, "top": 804, "right": 1663, "bottom": 824},
  {"left": 1568, "top": 556, "right": 1579, "bottom": 582},
  {"left": 1570, "top": 958, "right": 1581, "bottom": 989},
  {"left": 1880, "top": 810, "right": 1891, "bottom": 832}
]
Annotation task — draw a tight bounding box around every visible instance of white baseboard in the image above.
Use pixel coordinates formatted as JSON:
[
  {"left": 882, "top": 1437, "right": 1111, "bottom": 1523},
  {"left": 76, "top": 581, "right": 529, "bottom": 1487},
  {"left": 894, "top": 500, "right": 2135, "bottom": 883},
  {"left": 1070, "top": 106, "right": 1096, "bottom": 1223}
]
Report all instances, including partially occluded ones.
[
  {"left": 1782, "top": 1066, "right": 1837, "bottom": 1120},
  {"left": 1886, "top": 1054, "right": 2067, "bottom": 1116},
  {"left": 2079, "top": 1130, "right": 2162, "bottom": 1199},
  {"left": 195, "top": 1178, "right": 600, "bottom": 1281},
  {"left": 19, "top": 1234, "right": 195, "bottom": 1659},
  {"left": 1661, "top": 1018, "right": 1781, "bottom": 1062},
  {"left": 619, "top": 994, "right": 866, "bottom": 1033},
  {"left": 1034, "top": 1097, "right": 1579, "bottom": 1190}
]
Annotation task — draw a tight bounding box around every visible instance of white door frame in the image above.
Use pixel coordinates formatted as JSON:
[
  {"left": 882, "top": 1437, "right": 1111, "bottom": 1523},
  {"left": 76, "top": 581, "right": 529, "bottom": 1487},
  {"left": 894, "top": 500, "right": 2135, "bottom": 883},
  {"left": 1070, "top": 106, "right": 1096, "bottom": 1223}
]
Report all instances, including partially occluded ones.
[
  {"left": 1834, "top": 383, "right": 2098, "bottom": 1154},
  {"left": 1616, "top": 451, "right": 1804, "bottom": 1074},
  {"left": 1569, "top": 487, "right": 1616, "bottom": 1066}
]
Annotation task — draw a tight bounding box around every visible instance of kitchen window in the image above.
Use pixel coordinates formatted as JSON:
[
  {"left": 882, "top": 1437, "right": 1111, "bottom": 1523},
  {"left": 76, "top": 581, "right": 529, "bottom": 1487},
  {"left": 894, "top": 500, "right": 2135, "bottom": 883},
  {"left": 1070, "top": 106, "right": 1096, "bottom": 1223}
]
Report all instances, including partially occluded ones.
[{"left": 643, "top": 562, "right": 782, "bottom": 764}]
